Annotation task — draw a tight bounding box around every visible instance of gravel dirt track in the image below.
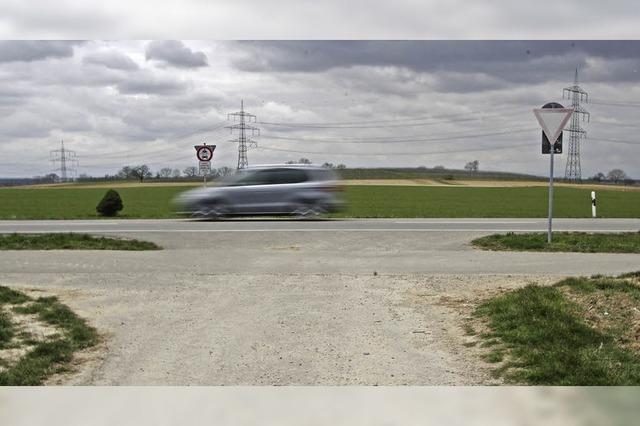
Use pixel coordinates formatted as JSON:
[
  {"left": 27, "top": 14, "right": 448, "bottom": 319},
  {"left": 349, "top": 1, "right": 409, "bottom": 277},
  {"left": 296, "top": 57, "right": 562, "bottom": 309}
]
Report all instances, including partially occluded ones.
[
  {"left": 2, "top": 272, "right": 555, "bottom": 385},
  {"left": 1, "top": 219, "right": 638, "bottom": 385}
]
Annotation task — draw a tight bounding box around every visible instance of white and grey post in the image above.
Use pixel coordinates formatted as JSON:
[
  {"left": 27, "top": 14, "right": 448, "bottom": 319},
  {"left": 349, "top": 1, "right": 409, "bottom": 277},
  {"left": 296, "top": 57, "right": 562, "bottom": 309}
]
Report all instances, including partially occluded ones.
[
  {"left": 533, "top": 105, "right": 574, "bottom": 244},
  {"left": 591, "top": 191, "right": 596, "bottom": 218}
]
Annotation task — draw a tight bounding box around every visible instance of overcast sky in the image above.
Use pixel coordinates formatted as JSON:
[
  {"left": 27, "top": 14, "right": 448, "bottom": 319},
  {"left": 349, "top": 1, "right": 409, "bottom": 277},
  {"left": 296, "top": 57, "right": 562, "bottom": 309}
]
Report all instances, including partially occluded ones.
[
  {"left": 1, "top": 40, "right": 639, "bottom": 178},
  {"left": 2, "top": 0, "right": 640, "bottom": 39}
]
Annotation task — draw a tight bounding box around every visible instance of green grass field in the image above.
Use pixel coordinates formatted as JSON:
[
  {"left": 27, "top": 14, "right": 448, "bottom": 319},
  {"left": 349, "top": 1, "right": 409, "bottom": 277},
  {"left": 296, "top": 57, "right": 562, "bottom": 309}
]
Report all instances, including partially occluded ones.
[
  {"left": 0, "top": 184, "right": 639, "bottom": 219},
  {"left": 337, "top": 186, "right": 640, "bottom": 218}
]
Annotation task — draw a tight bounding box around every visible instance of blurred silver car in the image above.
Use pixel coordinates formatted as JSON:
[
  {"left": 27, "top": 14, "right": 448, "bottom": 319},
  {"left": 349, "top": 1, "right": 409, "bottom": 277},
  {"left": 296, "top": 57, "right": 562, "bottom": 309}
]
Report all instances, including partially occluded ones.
[{"left": 174, "top": 165, "right": 345, "bottom": 218}]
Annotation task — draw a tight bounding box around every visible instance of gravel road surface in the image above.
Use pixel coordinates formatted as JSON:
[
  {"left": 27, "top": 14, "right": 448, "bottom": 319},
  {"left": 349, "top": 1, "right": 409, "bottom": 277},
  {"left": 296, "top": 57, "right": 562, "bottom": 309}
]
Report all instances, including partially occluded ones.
[{"left": 1, "top": 218, "right": 638, "bottom": 385}]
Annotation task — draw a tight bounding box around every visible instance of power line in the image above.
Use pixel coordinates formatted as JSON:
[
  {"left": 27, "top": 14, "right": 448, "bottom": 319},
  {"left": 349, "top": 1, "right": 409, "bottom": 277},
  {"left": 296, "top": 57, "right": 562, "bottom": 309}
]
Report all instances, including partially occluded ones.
[
  {"left": 590, "top": 99, "right": 640, "bottom": 108},
  {"left": 171, "top": 121, "right": 229, "bottom": 140},
  {"left": 258, "top": 117, "right": 480, "bottom": 129},
  {"left": 256, "top": 142, "right": 533, "bottom": 157},
  {"left": 254, "top": 103, "right": 524, "bottom": 127},
  {"left": 257, "top": 111, "right": 526, "bottom": 130},
  {"left": 590, "top": 137, "right": 640, "bottom": 145},
  {"left": 261, "top": 127, "right": 538, "bottom": 144},
  {"left": 591, "top": 120, "right": 640, "bottom": 128},
  {"left": 82, "top": 153, "right": 196, "bottom": 169}
]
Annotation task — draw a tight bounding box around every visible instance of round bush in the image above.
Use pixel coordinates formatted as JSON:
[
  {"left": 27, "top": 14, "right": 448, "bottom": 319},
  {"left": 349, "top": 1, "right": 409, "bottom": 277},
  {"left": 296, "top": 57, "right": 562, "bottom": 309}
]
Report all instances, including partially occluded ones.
[{"left": 96, "top": 189, "right": 124, "bottom": 217}]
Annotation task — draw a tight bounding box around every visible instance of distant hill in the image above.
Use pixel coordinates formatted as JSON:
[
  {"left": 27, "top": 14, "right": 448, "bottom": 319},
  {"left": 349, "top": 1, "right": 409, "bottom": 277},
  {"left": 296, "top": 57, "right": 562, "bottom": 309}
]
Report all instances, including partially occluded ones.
[
  {"left": 0, "top": 178, "right": 47, "bottom": 187},
  {"left": 336, "top": 167, "right": 545, "bottom": 181}
]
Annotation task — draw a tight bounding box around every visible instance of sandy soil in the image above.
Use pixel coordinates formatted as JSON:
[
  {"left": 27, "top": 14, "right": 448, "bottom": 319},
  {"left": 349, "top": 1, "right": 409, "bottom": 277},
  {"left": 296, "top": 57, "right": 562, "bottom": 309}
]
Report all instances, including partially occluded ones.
[
  {"left": 9, "top": 179, "right": 638, "bottom": 191},
  {"left": 345, "top": 179, "right": 640, "bottom": 190}
]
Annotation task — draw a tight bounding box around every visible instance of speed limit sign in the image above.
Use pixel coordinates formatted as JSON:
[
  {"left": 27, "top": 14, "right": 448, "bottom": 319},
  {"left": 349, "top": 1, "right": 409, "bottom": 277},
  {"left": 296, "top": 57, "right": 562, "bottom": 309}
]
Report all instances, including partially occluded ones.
[{"left": 194, "top": 144, "right": 216, "bottom": 162}]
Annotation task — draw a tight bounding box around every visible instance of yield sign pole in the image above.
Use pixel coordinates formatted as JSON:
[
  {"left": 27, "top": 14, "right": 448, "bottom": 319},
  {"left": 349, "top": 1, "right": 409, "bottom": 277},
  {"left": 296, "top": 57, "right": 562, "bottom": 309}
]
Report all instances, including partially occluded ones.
[{"left": 533, "top": 107, "right": 574, "bottom": 243}]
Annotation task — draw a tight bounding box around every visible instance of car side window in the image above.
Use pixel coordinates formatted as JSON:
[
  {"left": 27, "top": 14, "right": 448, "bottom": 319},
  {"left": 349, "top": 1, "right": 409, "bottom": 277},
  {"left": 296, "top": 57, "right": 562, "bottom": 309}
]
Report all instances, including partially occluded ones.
[
  {"left": 229, "top": 171, "right": 270, "bottom": 186},
  {"left": 268, "top": 169, "right": 308, "bottom": 185},
  {"left": 228, "top": 169, "right": 309, "bottom": 186}
]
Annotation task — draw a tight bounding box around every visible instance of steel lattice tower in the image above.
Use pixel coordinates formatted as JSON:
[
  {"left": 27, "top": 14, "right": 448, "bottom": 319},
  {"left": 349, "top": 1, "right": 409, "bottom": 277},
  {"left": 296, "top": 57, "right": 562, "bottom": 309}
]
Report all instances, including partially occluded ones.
[
  {"left": 226, "top": 100, "right": 259, "bottom": 169},
  {"left": 563, "top": 69, "right": 590, "bottom": 181},
  {"left": 50, "top": 140, "right": 78, "bottom": 182}
]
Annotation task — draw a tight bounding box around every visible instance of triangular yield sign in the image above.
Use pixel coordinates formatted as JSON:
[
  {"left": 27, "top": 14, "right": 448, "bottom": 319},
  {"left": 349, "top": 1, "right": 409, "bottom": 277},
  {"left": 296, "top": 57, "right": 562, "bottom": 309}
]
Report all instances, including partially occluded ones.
[{"left": 533, "top": 108, "right": 574, "bottom": 144}]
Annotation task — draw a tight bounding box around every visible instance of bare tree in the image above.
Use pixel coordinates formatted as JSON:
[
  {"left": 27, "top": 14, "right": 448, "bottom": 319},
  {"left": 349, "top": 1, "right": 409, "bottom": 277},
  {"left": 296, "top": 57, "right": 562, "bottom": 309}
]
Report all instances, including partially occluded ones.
[
  {"left": 117, "top": 165, "right": 152, "bottom": 182},
  {"left": 216, "top": 166, "right": 235, "bottom": 177},
  {"left": 159, "top": 168, "right": 173, "bottom": 178},
  {"left": 117, "top": 166, "right": 133, "bottom": 179},
  {"left": 183, "top": 166, "right": 198, "bottom": 177},
  {"left": 607, "top": 169, "right": 628, "bottom": 183},
  {"left": 44, "top": 173, "right": 59, "bottom": 183},
  {"left": 172, "top": 169, "right": 181, "bottom": 178},
  {"left": 130, "top": 165, "right": 152, "bottom": 183},
  {"left": 464, "top": 160, "right": 479, "bottom": 172}
]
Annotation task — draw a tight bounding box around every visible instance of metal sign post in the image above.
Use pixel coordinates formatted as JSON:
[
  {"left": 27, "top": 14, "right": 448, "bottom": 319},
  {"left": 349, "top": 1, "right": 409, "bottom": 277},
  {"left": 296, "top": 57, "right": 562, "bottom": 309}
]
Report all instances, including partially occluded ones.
[
  {"left": 534, "top": 104, "right": 574, "bottom": 244},
  {"left": 199, "top": 161, "right": 211, "bottom": 185},
  {"left": 548, "top": 146, "right": 555, "bottom": 243},
  {"left": 194, "top": 143, "right": 216, "bottom": 187}
]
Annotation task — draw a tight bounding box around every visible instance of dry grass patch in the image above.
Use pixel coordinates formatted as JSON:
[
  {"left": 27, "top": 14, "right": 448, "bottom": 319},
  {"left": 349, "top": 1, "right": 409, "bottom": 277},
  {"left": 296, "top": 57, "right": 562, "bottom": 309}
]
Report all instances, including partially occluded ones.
[
  {"left": 471, "top": 273, "right": 640, "bottom": 385},
  {"left": 0, "top": 286, "right": 99, "bottom": 385}
]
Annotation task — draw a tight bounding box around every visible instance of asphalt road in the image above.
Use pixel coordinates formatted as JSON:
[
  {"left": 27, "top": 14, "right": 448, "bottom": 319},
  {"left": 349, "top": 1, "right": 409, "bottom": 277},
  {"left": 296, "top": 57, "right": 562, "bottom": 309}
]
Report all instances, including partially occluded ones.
[
  {"left": 0, "top": 218, "right": 638, "bottom": 275},
  {"left": 1, "top": 218, "right": 638, "bottom": 385},
  {"left": 1, "top": 217, "right": 638, "bottom": 234}
]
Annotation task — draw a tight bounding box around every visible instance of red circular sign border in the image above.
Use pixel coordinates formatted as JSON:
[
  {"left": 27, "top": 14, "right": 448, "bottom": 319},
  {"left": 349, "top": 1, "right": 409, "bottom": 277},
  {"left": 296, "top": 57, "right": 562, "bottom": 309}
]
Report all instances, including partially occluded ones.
[{"left": 196, "top": 146, "right": 213, "bottom": 162}]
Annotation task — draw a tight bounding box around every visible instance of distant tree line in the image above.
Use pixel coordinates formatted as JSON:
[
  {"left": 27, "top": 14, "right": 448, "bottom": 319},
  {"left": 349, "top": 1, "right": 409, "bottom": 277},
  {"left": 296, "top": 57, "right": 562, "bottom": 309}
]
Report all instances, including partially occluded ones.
[
  {"left": 107, "top": 165, "right": 238, "bottom": 181},
  {"left": 590, "top": 169, "right": 634, "bottom": 185},
  {"left": 285, "top": 158, "right": 346, "bottom": 169}
]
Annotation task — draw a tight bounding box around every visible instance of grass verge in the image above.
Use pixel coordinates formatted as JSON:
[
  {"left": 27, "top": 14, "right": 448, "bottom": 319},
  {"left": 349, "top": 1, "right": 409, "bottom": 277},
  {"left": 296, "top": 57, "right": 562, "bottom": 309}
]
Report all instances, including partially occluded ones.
[
  {"left": 0, "top": 286, "right": 99, "bottom": 385},
  {"left": 472, "top": 272, "right": 640, "bottom": 385},
  {"left": 1, "top": 185, "right": 639, "bottom": 219},
  {"left": 0, "top": 233, "right": 161, "bottom": 250},
  {"left": 472, "top": 231, "right": 640, "bottom": 253}
]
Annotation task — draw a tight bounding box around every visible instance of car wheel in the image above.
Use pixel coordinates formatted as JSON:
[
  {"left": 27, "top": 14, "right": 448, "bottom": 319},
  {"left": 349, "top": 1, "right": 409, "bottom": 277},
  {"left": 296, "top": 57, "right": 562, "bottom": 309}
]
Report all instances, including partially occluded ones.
[
  {"left": 293, "top": 201, "right": 326, "bottom": 219},
  {"left": 193, "top": 201, "right": 228, "bottom": 220}
]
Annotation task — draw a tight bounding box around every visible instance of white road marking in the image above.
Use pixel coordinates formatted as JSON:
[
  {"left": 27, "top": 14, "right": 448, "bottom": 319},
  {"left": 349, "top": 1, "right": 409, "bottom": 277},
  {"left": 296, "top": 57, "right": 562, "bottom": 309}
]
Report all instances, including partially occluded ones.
[
  {"left": 394, "top": 221, "right": 539, "bottom": 224},
  {"left": 1, "top": 229, "right": 637, "bottom": 233},
  {"left": 0, "top": 221, "right": 122, "bottom": 226}
]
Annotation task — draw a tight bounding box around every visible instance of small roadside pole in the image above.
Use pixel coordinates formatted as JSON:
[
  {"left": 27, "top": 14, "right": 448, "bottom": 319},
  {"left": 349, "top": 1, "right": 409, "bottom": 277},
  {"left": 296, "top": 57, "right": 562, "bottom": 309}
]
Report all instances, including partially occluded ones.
[
  {"left": 194, "top": 143, "right": 216, "bottom": 187},
  {"left": 533, "top": 103, "right": 574, "bottom": 243},
  {"left": 591, "top": 191, "right": 597, "bottom": 218}
]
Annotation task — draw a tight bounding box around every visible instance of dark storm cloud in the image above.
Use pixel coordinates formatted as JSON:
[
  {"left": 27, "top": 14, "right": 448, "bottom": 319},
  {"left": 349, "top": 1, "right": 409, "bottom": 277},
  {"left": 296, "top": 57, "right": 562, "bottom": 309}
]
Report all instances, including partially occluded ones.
[
  {"left": 82, "top": 50, "right": 139, "bottom": 70},
  {"left": 0, "top": 41, "right": 80, "bottom": 63},
  {"left": 232, "top": 41, "right": 640, "bottom": 85},
  {"left": 145, "top": 40, "right": 208, "bottom": 68}
]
